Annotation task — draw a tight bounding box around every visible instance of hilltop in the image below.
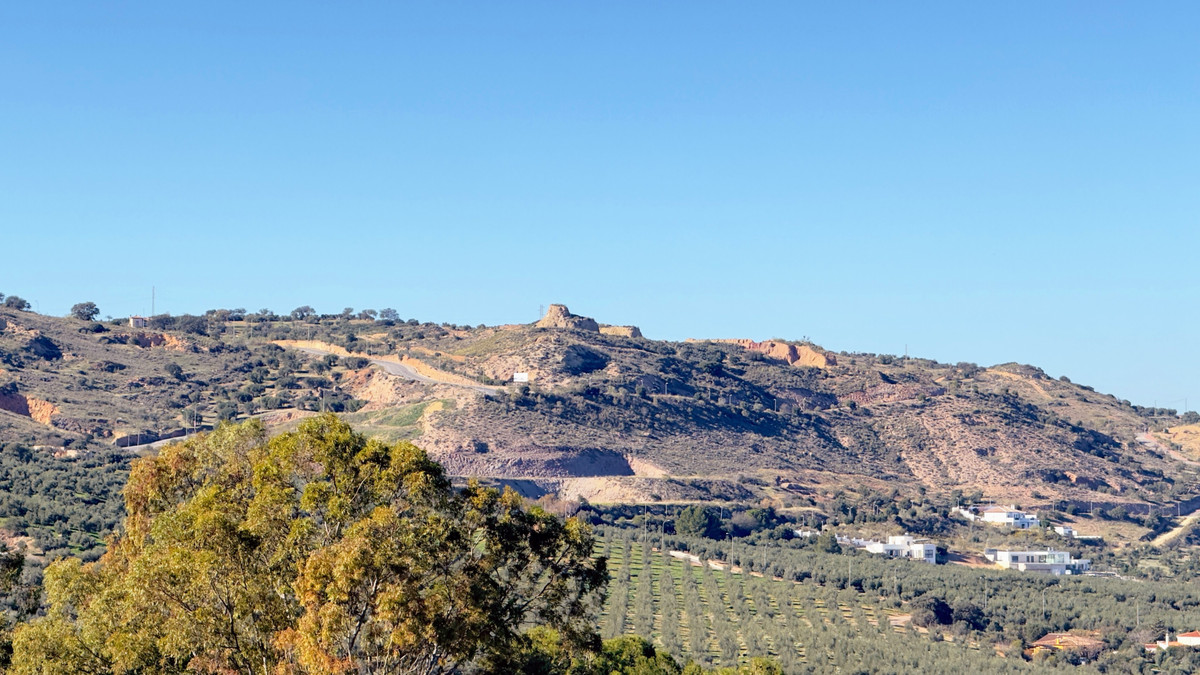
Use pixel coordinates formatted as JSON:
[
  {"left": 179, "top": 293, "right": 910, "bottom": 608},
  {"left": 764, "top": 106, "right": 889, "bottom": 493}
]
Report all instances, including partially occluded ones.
[{"left": 0, "top": 302, "right": 1195, "bottom": 512}]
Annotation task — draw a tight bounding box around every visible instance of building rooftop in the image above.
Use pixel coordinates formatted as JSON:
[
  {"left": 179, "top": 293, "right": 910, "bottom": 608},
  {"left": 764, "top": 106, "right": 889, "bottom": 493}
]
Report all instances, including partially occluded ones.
[{"left": 1032, "top": 633, "right": 1105, "bottom": 651}]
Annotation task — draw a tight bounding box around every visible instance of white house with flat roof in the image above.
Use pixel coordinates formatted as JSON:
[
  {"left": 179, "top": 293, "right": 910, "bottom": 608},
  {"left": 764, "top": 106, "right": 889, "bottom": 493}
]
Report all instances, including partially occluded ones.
[
  {"left": 980, "top": 506, "right": 1040, "bottom": 529},
  {"left": 863, "top": 535, "right": 937, "bottom": 564},
  {"left": 984, "top": 548, "right": 1090, "bottom": 575}
]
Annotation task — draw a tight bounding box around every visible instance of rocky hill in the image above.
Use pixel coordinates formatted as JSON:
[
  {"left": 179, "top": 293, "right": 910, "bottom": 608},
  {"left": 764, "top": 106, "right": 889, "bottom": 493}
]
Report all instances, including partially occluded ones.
[{"left": 1, "top": 303, "right": 1195, "bottom": 511}]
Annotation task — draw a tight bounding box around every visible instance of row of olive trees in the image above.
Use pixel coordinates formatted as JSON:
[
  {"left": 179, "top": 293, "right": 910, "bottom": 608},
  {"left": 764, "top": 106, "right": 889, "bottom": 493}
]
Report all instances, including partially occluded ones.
[{"left": 599, "top": 529, "right": 1167, "bottom": 674}]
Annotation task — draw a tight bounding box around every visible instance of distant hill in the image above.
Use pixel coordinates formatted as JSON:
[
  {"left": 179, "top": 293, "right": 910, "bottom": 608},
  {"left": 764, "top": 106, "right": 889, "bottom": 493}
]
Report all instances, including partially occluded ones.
[{"left": 1, "top": 303, "right": 1195, "bottom": 510}]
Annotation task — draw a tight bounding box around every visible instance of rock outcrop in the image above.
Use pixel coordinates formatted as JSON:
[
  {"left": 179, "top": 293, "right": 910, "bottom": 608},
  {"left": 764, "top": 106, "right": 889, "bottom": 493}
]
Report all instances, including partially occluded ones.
[
  {"left": 703, "top": 339, "right": 837, "bottom": 368},
  {"left": 600, "top": 325, "right": 643, "bottom": 338},
  {"left": 126, "top": 332, "right": 193, "bottom": 352},
  {"left": 534, "top": 305, "right": 642, "bottom": 338},
  {"left": 536, "top": 304, "right": 600, "bottom": 332},
  {"left": 0, "top": 388, "right": 60, "bottom": 425}
]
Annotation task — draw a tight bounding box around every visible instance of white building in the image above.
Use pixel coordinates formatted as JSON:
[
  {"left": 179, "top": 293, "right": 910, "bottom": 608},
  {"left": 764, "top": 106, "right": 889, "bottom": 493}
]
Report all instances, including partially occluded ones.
[
  {"left": 984, "top": 548, "right": 1090, "bottom": 575},
  {"left": 980, "top": 505, "right": 1040, "bottom": 529},
  {"left": 1147, "top": 631, "right": 1200, "bottom": 652},
  {"left": 862, "top": 535, "right": 937, "bottom": 564},
  {"left": 1052, "top": 524, "right": 1102, "bottom": 542},
  {"left": 129, "top": 316, "right": 148, "bottom": 328}
]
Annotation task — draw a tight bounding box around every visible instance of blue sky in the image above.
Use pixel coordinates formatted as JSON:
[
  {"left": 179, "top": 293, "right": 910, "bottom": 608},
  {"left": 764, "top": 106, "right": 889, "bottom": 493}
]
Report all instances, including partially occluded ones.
[{"left": 2, "top": 3, "right": 1196, "bottom": 408}]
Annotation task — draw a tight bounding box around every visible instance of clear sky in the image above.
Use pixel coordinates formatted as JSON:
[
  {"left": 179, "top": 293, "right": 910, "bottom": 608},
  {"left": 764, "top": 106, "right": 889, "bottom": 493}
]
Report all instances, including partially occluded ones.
[{"left": 2, "top": 3, "right": 1196, "bottom": 409}]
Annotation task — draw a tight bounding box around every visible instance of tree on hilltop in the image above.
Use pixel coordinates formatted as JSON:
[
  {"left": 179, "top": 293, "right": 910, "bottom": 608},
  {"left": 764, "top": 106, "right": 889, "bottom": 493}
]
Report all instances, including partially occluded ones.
[
  {"left": 291, "top": 305, "right": 315, "bottom": 320},
  {"left": 70, "top": 302, "right": 100, "bottom": 321},
  {"left": 3, "top": 296, "right": 30, "bottom": 311}
]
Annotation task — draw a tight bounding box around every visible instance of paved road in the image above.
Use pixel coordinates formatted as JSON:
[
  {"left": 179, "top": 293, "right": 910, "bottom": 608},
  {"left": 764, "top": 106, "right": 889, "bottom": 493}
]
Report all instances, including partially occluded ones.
[
  {"left": 119, "top": 347, "right": 502, "bottom": 453},
  {"left": 294, "top": 347, "right": 503, "bottom": 394},
  {"left": 1137, "top": 431, "right": 1200, "bottom": 466}
]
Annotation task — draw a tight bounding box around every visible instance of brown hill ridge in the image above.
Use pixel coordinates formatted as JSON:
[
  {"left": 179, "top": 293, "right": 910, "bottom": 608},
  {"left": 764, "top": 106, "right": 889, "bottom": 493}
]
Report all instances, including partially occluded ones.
[{"left": 1, "top": 303, "right": 1192, "bottom": 510}]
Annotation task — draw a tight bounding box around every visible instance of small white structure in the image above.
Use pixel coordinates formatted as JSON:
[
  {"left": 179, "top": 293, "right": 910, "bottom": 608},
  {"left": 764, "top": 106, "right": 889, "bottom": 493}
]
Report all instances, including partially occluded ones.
[
  {"left": 130, "top": 316, "right": 148, "bottom": 328},
  {"left": 862, "top": 535, "right": 937, "bottom": 564},
  {"left": 512, "top": 372, "right": 530, "bottom": 383},
  {"left": 1148, "top": 631, "right": 1200, "bottom": 652},
  {"left": 984, "top": 548, "right": 1090, "bottom": 575},
  {"left": 980, "top": 505, "right": 1040, "bottom": 529},
  {"left": 1052, "top": 524, "right": 1101, "bottom": 541}
]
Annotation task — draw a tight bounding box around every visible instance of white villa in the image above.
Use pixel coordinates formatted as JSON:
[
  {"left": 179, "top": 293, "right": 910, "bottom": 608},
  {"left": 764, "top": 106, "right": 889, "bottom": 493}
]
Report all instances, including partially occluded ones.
[
  {"left": 836, "top": 534, "right": 937, "bottom": 564},
  {"left": 984, "top": 548, "right": 1090, "bottom": 575},
  {"left": 979, "top": 505, "right": 1040, "bottom": 529},
  {"left": 862, "top": 535, "right": 937, "bottom": 564}
]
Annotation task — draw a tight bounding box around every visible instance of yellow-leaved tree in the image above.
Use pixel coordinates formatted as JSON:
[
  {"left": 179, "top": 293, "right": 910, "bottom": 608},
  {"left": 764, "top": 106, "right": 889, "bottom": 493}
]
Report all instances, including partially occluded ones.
[{"left": 11, "top": 415, "right": 606, "bottom": 674}]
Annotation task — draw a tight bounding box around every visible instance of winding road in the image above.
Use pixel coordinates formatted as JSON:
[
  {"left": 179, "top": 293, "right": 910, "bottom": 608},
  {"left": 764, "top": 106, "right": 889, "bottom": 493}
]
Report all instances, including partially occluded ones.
[{"left": 292, "top": 346, "right": 503, "bottom": 394}]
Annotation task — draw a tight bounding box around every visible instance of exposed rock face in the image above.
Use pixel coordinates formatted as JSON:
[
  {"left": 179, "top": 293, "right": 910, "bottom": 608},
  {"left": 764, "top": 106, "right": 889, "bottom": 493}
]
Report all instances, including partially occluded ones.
[
  {"left": 600, "top": 325, "right": 643, "bottom": 338},
  {"left": 536, "top": 304, "right": 600, "bottom": 332},
  {"left": 126, "top": 332, "right": 193, "bottom": 352},
  {"left": 705, "top": 339, "right": 837, "bottom": 368},
  {"left": 0, "top": 388, "right": 60, "bottom": 425}
]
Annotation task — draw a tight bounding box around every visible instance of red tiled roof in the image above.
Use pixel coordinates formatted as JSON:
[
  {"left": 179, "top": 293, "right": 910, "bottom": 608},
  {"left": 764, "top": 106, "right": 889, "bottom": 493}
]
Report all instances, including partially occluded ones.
[{"left": 1178, "top": 631, "right": 1200, "bottom": 638}]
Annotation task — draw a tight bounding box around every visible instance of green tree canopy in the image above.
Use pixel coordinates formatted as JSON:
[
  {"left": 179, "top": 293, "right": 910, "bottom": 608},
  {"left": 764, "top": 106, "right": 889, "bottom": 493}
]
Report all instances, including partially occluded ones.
[
  {"left": 70, "top": 301, "right": 100, "bottom": 321},
  {"left": 676, "top": 505, "right": 720, "bottom": 539},
  {"left": 11, "top": 415, "right": 607, "bottom": 674},
  {"left": 3, "top": 296, "right": 30, "bottom": 311}
]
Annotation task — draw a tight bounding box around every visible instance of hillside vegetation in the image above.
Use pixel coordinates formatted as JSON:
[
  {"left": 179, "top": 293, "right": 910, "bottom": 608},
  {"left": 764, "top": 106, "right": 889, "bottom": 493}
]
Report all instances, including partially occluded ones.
[{"left": 0, "top": 302, "right": 1195, "bottom": 513}]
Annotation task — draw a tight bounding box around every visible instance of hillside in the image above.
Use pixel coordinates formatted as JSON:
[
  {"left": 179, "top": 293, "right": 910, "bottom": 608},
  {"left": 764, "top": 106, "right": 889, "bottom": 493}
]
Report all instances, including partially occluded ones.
[{"left": 0, "top": 303, "right": 1195, "bottom": 511}]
